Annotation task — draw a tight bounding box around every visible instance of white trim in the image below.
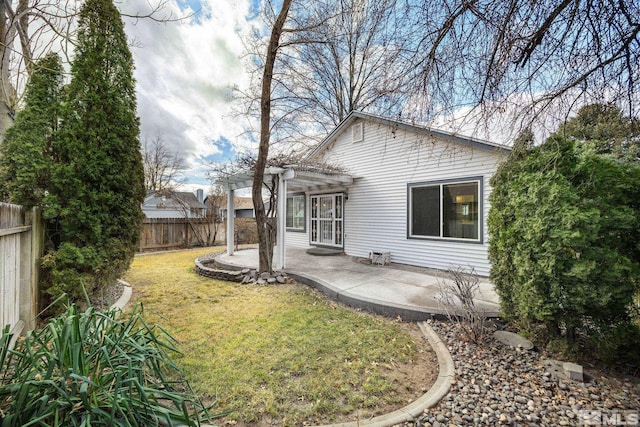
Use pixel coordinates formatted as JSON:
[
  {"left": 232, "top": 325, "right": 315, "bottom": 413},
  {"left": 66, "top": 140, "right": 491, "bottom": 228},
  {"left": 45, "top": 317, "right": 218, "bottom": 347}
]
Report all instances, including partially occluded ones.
[
  {"left": 226, "top": 188, "right": 235, "bottom": 255},
  {"left": 310, "top": 193, "right": 344, "bottom": 248},
  {"left": 306, "top": 111, "right": 512, "bottom": 160},
  {"left": 408, "top": 178, "right": 482, "bottom": 243},
  {"left": 286, "top": 194, "right": 306, "bottom": 232},
  {"left": 276, "top": 175, "right": 287, "bottom": 269}
]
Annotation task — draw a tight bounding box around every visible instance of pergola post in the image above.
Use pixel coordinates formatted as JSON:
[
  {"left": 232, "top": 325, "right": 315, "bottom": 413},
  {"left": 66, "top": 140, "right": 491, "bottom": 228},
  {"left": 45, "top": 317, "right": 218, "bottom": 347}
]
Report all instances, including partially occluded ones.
[
  {"left": 226, "top": 188, "right": 234, "bottom": 256},
  {"left": 275, "top": 173, "right": 287, "bottom": 269}
]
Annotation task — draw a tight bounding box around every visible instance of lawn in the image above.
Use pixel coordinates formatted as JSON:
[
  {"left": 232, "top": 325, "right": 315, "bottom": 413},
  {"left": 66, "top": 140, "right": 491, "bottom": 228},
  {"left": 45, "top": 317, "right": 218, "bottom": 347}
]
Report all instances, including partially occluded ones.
[{"left": 122, "top": 248, "right": 436, "bottom": 426}]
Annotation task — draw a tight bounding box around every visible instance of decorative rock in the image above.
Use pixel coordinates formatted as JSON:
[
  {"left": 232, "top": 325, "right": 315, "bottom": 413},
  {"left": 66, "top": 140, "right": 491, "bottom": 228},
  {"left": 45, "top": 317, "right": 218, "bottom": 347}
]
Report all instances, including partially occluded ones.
[
  {"left": 276, "top": 275, "right": 286, "bottom": 284},
  {"left": 563, "top": 362, "right": 584, "bottom": 382},
  {"left": 493, "top": 330, "right": 534, "bottom": 350},
  {"left": 267, "top": 278, "right": 277, "bottom": 284},
  {"left": 420, "top": 320, "right": 640, "bottom": 427}
]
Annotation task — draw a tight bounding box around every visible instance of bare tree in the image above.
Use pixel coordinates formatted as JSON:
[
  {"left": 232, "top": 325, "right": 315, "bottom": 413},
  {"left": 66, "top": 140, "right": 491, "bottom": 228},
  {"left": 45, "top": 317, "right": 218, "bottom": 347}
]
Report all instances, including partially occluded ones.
[
  {"left": 237, "top": 0, "right": 418, "bottom": 149},
  {"left": 169, "top": 186, "right": 223, "bottom": 248},
  {"left": 200, "top": 185, "right": 225, "bottom": 247},
  {"left": 142, "top": 133, "right": 186, "bottom": 192},
  {"left": 251, "top": 0, "right": 293, "bottom": 273},
  {"left": 411, "top": 0, "right": 640, "bottom": 129},
  {"left": 271, "top": 0, "right": 417, "bottom": 136},
  {"left": 212, "top": 151, "right": 296, "bottom": 269},
  {"left": 0, "top": 1, "right": 190, "bottom": 140}
]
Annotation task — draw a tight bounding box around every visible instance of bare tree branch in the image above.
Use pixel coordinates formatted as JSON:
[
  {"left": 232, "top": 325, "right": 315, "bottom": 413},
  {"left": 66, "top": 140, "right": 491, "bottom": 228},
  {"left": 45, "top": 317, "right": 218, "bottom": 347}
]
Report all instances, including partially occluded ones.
[{"left": 142, "top": 132, "right": 187, "bottom": 192}]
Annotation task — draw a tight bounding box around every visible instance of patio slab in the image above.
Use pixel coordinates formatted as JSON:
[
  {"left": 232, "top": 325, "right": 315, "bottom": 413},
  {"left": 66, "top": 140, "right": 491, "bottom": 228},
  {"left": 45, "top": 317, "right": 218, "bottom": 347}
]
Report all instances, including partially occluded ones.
[{"left": 216, "top": 247, "right": 501, "bottom": 320}]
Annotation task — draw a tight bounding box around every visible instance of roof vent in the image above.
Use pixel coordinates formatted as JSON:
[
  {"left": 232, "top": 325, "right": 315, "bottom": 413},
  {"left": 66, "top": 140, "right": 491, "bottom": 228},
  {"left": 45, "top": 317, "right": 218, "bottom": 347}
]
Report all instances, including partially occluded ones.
[{"left": 352, "top": 122, "right": 364, "bottom": 143}]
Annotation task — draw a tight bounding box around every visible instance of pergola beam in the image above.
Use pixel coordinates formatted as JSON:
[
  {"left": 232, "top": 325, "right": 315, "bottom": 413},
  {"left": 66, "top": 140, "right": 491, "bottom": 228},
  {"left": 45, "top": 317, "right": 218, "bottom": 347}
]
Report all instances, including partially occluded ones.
[{"left": 217, "top": 166, "right": 354, "bottom": 270}]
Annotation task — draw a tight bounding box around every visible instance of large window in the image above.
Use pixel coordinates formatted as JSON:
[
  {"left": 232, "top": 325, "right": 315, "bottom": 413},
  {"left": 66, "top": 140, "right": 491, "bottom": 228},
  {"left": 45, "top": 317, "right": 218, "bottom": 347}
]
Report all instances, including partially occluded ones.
[
  {"left": 286, "top": 194, "right": 305, "bottom": 231},
  {"left": 408, "top": 178, "right": 481, "bottom": 241}
]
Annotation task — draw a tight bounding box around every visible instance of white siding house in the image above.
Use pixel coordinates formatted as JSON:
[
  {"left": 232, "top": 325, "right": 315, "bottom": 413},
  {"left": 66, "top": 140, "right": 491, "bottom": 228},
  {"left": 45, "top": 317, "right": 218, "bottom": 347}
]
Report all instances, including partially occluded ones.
[
  {"left": 284, "top": 112, "right": 510, "bottom": 276},
  {"left": 218, "top": 111, "right": 510, "bottom": 274}
]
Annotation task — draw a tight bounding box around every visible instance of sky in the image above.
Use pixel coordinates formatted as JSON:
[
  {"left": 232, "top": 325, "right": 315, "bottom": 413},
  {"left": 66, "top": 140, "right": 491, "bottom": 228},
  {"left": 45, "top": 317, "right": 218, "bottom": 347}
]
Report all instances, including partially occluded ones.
[
  {"left": 119, "top": 0, "right": 261, "bottom": 194},
  {"left": 116, "top": 0, "right": 573, "bottom": 196}
]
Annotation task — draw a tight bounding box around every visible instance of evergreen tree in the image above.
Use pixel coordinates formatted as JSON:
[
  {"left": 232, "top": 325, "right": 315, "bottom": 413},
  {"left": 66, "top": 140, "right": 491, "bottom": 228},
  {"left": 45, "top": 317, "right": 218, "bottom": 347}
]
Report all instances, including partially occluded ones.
[
  {"left": 43, "top": 0, "right": 145, "bottom": 301},
  {"left": 0, "top": 54, "right": 62, "bottom": 207},
  {"left": 488, "top": 132, "right": 640, "bottom": 361},
  {"left": 556, "top": 104, "right": 640, "bottom": 161}
]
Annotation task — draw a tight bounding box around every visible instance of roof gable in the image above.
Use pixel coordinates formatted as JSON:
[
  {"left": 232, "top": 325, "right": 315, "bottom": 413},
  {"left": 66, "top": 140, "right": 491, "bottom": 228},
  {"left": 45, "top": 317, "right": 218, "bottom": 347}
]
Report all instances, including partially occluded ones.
[{"left": 305, "top": 111, "right": 512, "bottom": 160}]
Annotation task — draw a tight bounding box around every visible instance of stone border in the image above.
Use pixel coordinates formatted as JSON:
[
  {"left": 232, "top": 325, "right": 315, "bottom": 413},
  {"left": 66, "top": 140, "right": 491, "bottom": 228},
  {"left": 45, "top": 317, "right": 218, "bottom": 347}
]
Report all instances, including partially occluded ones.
[
  {"left": 194, "top": 256, "right": 246, "bottom": 282},
  {"left": 195, "top": 255, "right": 288, "bottom": 284}
]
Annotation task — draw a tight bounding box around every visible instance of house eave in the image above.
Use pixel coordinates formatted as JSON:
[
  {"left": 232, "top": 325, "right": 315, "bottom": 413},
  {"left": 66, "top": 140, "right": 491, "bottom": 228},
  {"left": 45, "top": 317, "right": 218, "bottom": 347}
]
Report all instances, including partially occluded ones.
[
  {"left": 305, "top": 111, "right": 512, "bottom": 160},
  {"left": 216, "top": 167, "right": 354, "bottom": 193}
]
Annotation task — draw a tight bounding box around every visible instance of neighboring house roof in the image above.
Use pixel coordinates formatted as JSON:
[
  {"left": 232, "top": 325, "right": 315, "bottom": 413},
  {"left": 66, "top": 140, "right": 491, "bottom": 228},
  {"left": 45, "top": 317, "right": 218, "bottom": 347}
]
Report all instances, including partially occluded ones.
[
  {"left": 305, "top": 110, "right": 512, "bottom": 160},
  {"left": 142, "top": 191, "right": 206, "bottom": 219},
  {"left": 213, "top": 196, "right": 255, "bottom": 211},
  {"left": 233, "top": 197, "right": 254, "bottom": 211}
]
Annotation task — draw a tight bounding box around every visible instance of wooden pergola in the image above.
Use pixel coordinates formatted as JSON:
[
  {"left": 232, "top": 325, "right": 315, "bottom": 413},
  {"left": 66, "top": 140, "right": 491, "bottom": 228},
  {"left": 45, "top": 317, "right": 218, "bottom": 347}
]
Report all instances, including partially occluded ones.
[{"left": 216, "top": 166, "right": 354, "bottom": 269}]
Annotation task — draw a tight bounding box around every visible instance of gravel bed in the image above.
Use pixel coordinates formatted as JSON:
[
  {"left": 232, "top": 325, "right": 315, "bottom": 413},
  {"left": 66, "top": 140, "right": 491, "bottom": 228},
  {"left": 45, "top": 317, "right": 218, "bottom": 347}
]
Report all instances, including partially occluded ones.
[
  {"left": 91, "top": 280, "right": 125, "bottom": 311},
  {"left": 398, "top": 320, "right": 640, "bottom": 427}
]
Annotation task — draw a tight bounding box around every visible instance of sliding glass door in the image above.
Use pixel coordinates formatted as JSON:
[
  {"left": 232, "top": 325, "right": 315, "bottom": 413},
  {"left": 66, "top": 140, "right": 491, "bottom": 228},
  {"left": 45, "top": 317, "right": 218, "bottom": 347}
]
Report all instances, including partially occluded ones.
[{"left": 310, "top": 193, "right": 343, "bottom": 247}]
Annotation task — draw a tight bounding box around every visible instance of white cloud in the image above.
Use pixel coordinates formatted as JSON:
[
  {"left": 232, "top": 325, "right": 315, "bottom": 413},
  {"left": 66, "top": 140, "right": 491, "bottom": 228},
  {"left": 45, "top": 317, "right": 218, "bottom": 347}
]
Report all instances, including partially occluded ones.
[{"left": 119, "top": 0, "right": 256, "bottom": 191}]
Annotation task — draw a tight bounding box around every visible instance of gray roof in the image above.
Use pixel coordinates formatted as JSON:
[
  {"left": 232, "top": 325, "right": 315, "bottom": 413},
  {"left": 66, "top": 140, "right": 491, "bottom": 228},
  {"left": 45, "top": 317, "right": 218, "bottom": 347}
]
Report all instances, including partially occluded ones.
[{"left": 143, "top": 191, "right": 206, "bottom": 210}]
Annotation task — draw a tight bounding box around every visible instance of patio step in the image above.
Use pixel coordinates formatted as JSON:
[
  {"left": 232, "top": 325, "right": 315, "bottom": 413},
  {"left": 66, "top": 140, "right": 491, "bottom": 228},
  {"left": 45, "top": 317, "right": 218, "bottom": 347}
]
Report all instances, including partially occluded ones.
[{"left": 306, "top": 247, "right": 344, "bottom": 256}]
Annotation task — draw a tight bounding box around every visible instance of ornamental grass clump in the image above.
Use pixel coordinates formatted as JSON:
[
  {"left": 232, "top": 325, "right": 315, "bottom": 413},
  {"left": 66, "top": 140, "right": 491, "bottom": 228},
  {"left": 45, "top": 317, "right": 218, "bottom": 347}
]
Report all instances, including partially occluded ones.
[{"left": 0, "top": 303, "right": 215, "bottom": 426}]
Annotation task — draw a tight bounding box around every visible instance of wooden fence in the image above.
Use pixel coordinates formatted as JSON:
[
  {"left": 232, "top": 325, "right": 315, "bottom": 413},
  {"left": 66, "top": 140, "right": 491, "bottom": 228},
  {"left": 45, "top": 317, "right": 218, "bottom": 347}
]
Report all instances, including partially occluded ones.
[
  {"left": 139, "top": 217, "right": 223, "bottom": 252},
  {"left": 139, "top": 217, "right": 258, "bottom": 252},
  {"left": 0, "top": 203, "right": 44, "bottom": 334}
]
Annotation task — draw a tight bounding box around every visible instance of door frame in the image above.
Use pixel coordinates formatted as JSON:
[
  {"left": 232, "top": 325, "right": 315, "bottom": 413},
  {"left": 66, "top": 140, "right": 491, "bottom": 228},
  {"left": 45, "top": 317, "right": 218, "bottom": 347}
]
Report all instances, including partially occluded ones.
[{"left": 309, "top": 193, "right": 344, "bottom": 248}]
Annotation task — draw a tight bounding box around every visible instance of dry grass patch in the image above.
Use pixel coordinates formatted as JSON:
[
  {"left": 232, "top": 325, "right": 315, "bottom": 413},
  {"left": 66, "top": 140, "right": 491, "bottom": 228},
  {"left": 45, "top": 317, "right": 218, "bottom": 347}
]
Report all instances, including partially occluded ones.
[{"left": 123, "top": 248, "right": 437, "bottom": 426}]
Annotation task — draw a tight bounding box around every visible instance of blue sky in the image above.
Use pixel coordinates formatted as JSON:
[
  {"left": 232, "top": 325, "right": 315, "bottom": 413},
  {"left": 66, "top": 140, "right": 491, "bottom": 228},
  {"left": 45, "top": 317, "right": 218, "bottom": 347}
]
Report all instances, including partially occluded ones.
[{"left": 206, "top": 137, "right": 237, "bottom": 163}]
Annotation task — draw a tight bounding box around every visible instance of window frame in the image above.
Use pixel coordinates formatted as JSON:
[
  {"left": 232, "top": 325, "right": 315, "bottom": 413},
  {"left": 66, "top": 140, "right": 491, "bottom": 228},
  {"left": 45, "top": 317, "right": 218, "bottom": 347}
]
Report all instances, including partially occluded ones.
[
  {"left": 286, "top": 193, "right": 306, "bottom": 232},
  {"left": 407, "top": 177, "right": 483, "bottom": 243}
]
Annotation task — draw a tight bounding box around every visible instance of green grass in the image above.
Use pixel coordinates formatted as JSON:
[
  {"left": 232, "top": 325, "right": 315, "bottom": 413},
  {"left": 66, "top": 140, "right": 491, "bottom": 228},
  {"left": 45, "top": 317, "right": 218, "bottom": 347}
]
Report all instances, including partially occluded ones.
[{"left": 123, "top": 248, "right": 431, "bottom": 426}]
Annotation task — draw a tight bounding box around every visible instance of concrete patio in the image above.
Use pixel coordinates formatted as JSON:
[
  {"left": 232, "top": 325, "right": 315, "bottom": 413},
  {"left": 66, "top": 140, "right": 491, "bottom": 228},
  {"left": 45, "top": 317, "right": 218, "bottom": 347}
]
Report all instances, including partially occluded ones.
[{"left": 216, "top": 247, "right": 501, "bottom": 320}]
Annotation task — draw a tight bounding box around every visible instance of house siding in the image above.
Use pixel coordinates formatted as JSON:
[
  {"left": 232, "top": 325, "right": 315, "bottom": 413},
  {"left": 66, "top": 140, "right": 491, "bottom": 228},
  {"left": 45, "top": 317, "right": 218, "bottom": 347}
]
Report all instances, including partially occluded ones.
[{"left": 305, "top": 119, "right": 505, "bottom": 276}]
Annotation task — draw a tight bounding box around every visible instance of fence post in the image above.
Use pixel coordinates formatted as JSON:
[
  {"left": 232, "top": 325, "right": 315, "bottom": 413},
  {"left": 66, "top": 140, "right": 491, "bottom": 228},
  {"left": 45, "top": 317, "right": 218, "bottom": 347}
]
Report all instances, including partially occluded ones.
[{"left": 19, "top": 207, "right": 43, "bottom": 331}]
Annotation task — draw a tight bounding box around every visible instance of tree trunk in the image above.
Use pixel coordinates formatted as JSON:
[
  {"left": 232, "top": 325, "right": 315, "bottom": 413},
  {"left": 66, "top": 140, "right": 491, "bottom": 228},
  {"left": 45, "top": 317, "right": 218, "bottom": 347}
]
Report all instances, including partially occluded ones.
[
  {"left": 252, "top": 0, "right": 292, "bottom": 273},
  {"left": 0, "top": 5, "right": 15, "bottom": 141}
]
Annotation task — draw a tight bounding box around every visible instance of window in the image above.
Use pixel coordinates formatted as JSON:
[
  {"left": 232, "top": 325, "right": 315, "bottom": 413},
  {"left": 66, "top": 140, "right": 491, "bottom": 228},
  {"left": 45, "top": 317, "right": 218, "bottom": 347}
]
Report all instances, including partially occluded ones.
[
  {"left": 286, "top": 194, "right": 305, "bottom": 231},
  {"left": 408, "top": 178, "right": 481, "bottom": 241}
]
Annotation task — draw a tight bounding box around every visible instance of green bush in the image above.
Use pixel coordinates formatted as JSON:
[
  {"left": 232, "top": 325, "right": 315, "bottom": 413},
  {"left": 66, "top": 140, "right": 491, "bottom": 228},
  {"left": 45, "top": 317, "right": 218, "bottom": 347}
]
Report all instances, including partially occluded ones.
[
  {"left": 488, "top": 133, "right": 640, "bottom": 358},
  {"left": 0, "top": 304, "right": 216, "bottom": 426}
]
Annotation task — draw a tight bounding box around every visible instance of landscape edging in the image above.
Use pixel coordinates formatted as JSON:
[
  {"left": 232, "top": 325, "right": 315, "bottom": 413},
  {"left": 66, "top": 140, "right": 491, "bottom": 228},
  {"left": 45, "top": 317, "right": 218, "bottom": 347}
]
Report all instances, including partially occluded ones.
[
  {"left": 111, "top": 279, "right": 132, "bottom": 311},
  {"left": 309, "top": 321, "right": 453, "bottom": 427}
]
